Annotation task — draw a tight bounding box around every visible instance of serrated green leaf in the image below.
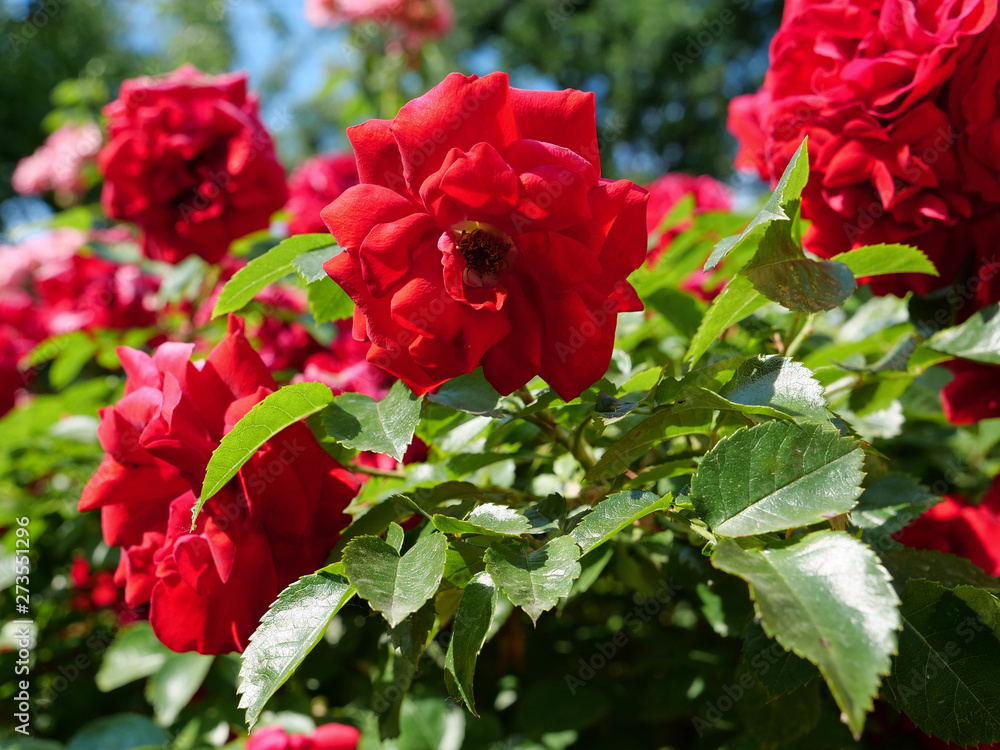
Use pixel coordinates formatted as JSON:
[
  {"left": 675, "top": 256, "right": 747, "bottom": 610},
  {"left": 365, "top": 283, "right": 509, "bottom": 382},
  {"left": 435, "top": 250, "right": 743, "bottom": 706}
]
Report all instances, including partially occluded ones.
[
  {"left": 145, "top": 652, "right": 213, "bottom": 725},
  {"left": 294, "top": 244, "right": 341, "bottom": 283},
  {"left": 306, "top": 276, "right": 355, "bottom": 323},
  {"left": 571, "top": 491, "right": 672, "bottom": 554},
  {"left": 926, "top": 304, "right": 1000, "bottom": 365},
  {"left": 432, "top": 503, "right": 531, "bottom": 538},
  {"left": 691, "top": 421, "right": 864, "bottom": 537},
  {"left": 237, "top": 566, "right": 355, "bottom": 730},
  {"left": 427, "top": 368, "right": 504, "bottom": 416},
  {"left": 213, "top": 234, "right": 334, "bottom": 317},
  {"left": 879, "top": 548, "right": 1000, "bottom": 593},
  {"left": 712, "top": 531, "right": 900, "bottom": 738},
  {"left": 720, "top": 355, "right": 830, "bottom": 422},
  {"left": 745, "top": 248, "right": 856, "bottom": 313},
  {"left": 586, "top": 408, "right": 714, "bottom": 481},
  {"left": 389, "top": 599, "right": 437, "bottom": 665},
  {"left": 445, "top": 571, "right": 498, "bottom": 715},
  {"left": 705, "top": 139, "right": 809, "bottom": 271},
  {"left": 885, "top": 580, "right": 1000, "bottom": 746},
  {"left": 66, "top": 714, "right": 165, "bottom": 750},
  {"left": 485, "top": 536, "right": 582, "bottom": 623},
  {"left": 442, "top": 540, "right": 487, "bottom": 589},
  {"left": 851, "top": 474, "right": 940, "bottom": 536},
  {"left": 324, "top": 379, "right": 423, "bottom": 462},
  {"left": 686, "top": 275, "right": 769, "bottom": 363},
  {"left": 194, "top": 382, "right": 335, "bottom": 526},
  {"left": 343, "top": 532, "right": 447, "bottom": 627},
  {"left": 95, "top": 623, "right": 172, "bottom": 692},
  {"left": 836, "top": 244, "right": 938, "bottom": 279}
]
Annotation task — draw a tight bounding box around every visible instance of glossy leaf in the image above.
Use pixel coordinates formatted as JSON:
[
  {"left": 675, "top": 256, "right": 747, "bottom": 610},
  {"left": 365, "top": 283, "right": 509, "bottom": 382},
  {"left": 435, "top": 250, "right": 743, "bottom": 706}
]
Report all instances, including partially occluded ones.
[
  {"left": 323, "top": 379, "right": 423, "bottom": 462},
  {"left": 432, "top": 504, "right": 531, "bottom": 538},
  {"left": 691, "top": 421, "right": 865, "bottom": 536},
  {"left": 485, "top": 536, "right": 582, "bottom": 623},
  {"left": 571, "top": 491, "right": 672, "bottom": 554},
  {"left": 926, "top": 304, "right": 1000, "bottom": 365},
  {"left": 720, "top": 355, "right": 830, "bottom": 422},
  {"left": 713, "top": 532, "right": 900, "bottom": 737},
  {"left": 294, "top": 243, "right": 342, "bottom": 283},
  {"left": 445, "top": 571, "right": 499, "bottom": 715}
]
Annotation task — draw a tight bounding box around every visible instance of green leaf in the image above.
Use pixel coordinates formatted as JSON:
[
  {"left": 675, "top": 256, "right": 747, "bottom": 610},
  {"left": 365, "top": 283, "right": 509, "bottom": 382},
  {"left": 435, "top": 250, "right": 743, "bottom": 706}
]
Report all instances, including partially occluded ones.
[
  {"left": 213, "top": 234, "right": 334, "bottom": 317},
  {"left": 851, "top": 474, "right": 940, "bottom": 536},
  {"left": 323, "top": 379, "right": 423, "bottom": 462},
  {"left": 485, "top": 536, "right": 582, "bottom": 623},
  {"left": 66, "top": 714, "right": 165, "bottom": 750},
  {"left": 743, "top": 225, "right": 856, "bottom": 312},
  {"left": 571, "top": 491, "right": 672, "bottom": 554},
  {"left": 194, "top": 382, "right": 334, "bottom": 525},
  {"left": 237, "top": 566, "right": 355, "bottom": 730},
  {"left": 743, "top": 620, "right": 818, "bottom": 698},
  {"left": 432, "top": 503, "right": 531, "bottom": 538},
  {"left": 389, "top": 599, "right": 437, "bottom": 665},
  {"left": 926, "top": 304, "right": 1000, "bottom": 365},
  {"left": 95, "top": 623, "right": 172, "bottom": 692},
  {"left": 686, "top": 275, "right": 769, "bottom": 363},
  {"left": 712, "top": 531, "right": 900, "bottom": 737},
  {"left": 836, "top": 243, "right": 938, "bottom": 279},
  {"left": 145, "top": 652, "right": 213, "bottom": 725},
  {"left": 719, "top": 355, "right": 830, "bottom": 422},
  {"left": 306, "top": 276, "right": 355, "bottom": 323},
  {"left": 691, "top": 421, "right": 865, "bottom": 536},
  {"left": 294, "top": 243, "right": 341, "bottom": 283},
  {"left": 586, "top": 408, "right": 714, "bottom": 481},
  {"left": 885, "top": 580, "right": 1000, "bottom": 746},
  {"left": 427, "top": 369, "right": 504, "bottom": 416},
  {"left": 705, "top": 138, "right": 810, "bottom": 271},
  {"left": 342, "top": 532, "right": 448, "bottom": 627},
  {"left": 444, "top": 571, "right": 499, "bottom": 715},
  {"left": 879, "top": 548, "right": 1000, "bottom": 593}
]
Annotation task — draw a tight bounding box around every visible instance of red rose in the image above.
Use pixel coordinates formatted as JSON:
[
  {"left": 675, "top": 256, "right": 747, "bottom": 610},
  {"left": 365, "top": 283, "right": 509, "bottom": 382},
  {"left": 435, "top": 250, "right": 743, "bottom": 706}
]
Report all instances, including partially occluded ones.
[
  {"left": 286, "top": 153, "right": 360, "bottom": 235},
  {"left": 950, "top": 21, "right": 1000, "bottom": 203},
  {"left": 322, "top": 72, "right": 648, "bottom": 401},
  {"left": 293, "top": 321, "right": 394, "bottom": 398},
  {"left": 0, "top": 289, "right": 44, "bottom": 416},
  {"left": 78, "top": 318, "right": 360, "bottom": 653},
  {"left": 99, "top": 65, "right": 288, "bottom": 265},
  {"left": 729, "top": 0, "right": 1000, "bottom": 303},
  {"left": 645, "top": 173, "right": 732, "bottom": 263},
  {"left": 940, "top": 359, "right": 1000, "bottom": 425},
  {"left": 896, "top": 480, "right": 1000, "bottom": 577},
  {"left": 247, "top": 723, "right": 360, "bottom": 750}
]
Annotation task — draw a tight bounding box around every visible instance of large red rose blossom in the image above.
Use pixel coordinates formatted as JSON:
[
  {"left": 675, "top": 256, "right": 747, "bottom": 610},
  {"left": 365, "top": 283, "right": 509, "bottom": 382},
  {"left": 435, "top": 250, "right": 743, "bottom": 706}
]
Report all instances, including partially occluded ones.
[
  {"left": 286, "top": 152, "right": 360, "bottom": 235},
  {"left": 247, "top": 723, "right": 360, "bottom": 750},
  {"left": 78, "top": 318, "right": 360, "bottom": 654},
  {"left": 896, "top": 478, "right": 1000, "bottom": 578},
  {"left": 728, "top": 0, "right": 1000, "bottom": 302},
  {"left": 98, "top": 65, "right": 288, "bottom": 265},
  {"left": 322, "top": 72, "right": 648, "bottom": 401}
]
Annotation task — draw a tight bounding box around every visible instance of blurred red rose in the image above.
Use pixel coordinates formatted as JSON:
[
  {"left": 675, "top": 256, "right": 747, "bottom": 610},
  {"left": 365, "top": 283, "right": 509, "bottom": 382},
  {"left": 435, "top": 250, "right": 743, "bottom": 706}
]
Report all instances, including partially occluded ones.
[
  {"left": 247, "top": 723, "right": 360, "bottom": 750},
  {"left": 728, "top": 0, "right": 1000, "bottom": 303},
  {"left": 99, "top": 65, "right": 288, "bottom": 265},
  {"left": 645, "top": 173, "right": 732, "bottom": 263},
  {"left": 0, "top": 289, "right": 46, "bottom": 415},
  {"left": 304, "top": 0, "right": 454, "bottom": 49},
  {"left": 286, "top": 152, "right": 359, "bottom": 235},
  {"left": 78, "top": 318, "right": 360, "bottom": 653},
  {"left": 896, "top": 479, "right": 1000, "bottom": 577},
  {"left": 323, "top": 72, "right": 648, "bottom": 401},
  {"left": 12, "top": 121, "right": 102, "bottom": 203},
  {"left": 69, "top": 555, "right": 122, "bottom": 612},
  {"left": 950, "top": 22, "right": 1000, "bottom": 203},
  {"left": 940, "top": 359, "right": 1000, "bottom": 425}
]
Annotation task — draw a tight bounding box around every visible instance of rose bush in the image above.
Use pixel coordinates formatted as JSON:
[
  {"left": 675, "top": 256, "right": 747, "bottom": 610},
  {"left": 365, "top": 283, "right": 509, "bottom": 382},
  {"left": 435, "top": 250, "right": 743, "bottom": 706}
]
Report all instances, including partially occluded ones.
[
  {"left": 99, "top": 65, "right": 288, "bottom": 265},
  {"left": 322, "top": 71, "right": 648, "bottom": 401},
  {"left": 77, "top": 318, "right": 360, "bottom": 653}
]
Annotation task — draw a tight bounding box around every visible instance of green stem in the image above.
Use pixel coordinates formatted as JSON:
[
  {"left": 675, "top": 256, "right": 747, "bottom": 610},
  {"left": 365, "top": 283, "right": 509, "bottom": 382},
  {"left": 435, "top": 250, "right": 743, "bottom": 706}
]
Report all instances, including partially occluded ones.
[{"left": 783, "top": 313, "right": 816, "bottom": 359}]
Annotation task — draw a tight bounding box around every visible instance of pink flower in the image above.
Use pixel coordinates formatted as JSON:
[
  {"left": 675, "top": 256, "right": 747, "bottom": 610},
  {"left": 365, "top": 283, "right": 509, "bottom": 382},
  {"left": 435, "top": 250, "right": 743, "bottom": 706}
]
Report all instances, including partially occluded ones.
[
  {"left": 304, "top": 0, "right": 454, "bottom": 48},
  {"left": 12, "top": 122, "right": 102, "bottom": 201}
]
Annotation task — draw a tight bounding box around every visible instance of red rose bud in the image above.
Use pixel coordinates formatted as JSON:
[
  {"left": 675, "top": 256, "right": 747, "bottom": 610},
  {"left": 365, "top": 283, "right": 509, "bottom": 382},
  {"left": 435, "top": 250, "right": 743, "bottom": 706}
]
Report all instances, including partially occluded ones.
[
  {"left": 99, "top": 65, "right": 288, "bottom": 265},
  {"left": 322, "top": 72, "right": 648, "bottom": 401},
  {"left": 78, "top": 317, "right": 360, "bottom": 654}
]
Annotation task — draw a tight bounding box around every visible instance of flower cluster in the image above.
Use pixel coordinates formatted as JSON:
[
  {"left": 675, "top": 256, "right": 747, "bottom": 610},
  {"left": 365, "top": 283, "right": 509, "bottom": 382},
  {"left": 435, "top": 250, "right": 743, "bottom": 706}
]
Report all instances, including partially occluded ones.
[
  {"left": 78, "top": 319, "right": 361, "bottom": 654},
  {"left": 99, "top": 65, "right": 288, "bottom": 265},
  {"left": 729, "top": 0, "right": 1000, "bottom": 304},
  {"left": 304, "top": 0, "right": 454, "bottom": 50},
  {"left": 12, "top": 121, "right": 102, "bottom": 203},
  {"left": 322, "top": 72, "right": 648, "bottom": 401}
]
